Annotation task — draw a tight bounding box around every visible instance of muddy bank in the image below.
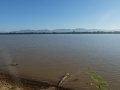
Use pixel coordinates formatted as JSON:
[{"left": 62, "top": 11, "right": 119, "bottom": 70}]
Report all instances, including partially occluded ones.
[{"left": 0, "top": 73, "right": 74, "bottom": 90}]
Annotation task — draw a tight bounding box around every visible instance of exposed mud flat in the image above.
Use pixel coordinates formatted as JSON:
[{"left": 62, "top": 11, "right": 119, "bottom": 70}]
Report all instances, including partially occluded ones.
[{"left": 0, "top": 73, "right": 74, "bottom": 90}]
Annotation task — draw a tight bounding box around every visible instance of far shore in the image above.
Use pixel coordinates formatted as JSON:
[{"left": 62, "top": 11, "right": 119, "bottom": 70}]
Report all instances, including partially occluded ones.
[{"left": 1, "top": 31, "right": 120, "bottom": 35}]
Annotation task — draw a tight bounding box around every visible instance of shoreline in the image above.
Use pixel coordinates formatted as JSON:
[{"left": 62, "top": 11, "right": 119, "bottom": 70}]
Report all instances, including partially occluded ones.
[
  {"left": 0, "top": 72, "right": 74, "bottom": 90},
  {"left": 1, "top": 31, "right": 120, "bottom": 35}
]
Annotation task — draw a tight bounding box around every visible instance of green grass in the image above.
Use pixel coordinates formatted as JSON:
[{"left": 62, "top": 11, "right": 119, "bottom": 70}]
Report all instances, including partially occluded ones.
[
  {"left": 84, "top": 68, "right": 120, "bottom": 90},
  {"left": 84, "top": 68, "right": 109, "bottom": 90}
]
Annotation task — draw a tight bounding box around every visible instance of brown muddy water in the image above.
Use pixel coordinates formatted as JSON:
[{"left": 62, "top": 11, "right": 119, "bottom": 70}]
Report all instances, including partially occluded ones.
[{"left": 0, "top": 34, "right": 120, "bottom": 90}]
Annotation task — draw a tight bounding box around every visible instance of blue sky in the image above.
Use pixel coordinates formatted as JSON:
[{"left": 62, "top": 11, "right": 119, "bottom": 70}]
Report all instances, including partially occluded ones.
[{"left": 0, "top": 0, "right": 120, "bottom": 32}]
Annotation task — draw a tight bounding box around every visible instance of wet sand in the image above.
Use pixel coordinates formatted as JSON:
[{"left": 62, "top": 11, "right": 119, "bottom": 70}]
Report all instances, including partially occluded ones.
[{"left": 0, "top": 73, "right": 74, "bottom": 90}]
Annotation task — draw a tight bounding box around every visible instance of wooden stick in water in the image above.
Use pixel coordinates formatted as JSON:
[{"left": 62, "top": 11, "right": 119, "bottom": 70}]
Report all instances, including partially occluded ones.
[
  {"left": 75, "top": 67, "right": 80, "bottom": 80},
  {"left": 11, "top": 60, "right": 18, "bottom": 66},
  {"left": 0, "top": 60, "right": 18, "bottom": 69},
  {"left": 57, "top": 73, "right": 70, "bottom": 86}
]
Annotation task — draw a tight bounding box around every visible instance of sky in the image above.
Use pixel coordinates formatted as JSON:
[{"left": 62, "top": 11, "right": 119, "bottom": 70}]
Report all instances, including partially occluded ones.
[{"left": 0, "top": 0, "right": 120, "bottom": 32}]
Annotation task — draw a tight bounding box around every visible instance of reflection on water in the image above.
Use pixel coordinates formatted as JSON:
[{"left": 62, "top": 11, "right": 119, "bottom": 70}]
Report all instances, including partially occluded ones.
[{"left": 0, "top": 34, "right": 120, "bottom": 90}]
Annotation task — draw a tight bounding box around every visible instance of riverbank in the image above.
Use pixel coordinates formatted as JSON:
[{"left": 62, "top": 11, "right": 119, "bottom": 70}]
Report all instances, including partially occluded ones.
[{"left": 0, "top": 73, "right": 73, "bottom": 90}]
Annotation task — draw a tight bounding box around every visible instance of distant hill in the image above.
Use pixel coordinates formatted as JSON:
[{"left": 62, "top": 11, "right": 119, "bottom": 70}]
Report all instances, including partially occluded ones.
[
  {"left": 12, "top": 29, "right": 50, "bottom": 33},
  {"left": 11, "top": 28, "right": 113, "bottom": 33}
]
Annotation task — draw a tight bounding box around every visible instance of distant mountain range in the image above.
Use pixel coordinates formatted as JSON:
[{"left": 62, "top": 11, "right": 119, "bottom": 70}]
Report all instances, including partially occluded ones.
[
  {"left": 10, "top": 28, "right": 119, "bottom": 33},
  {"left": 0, "top": 28, "right": 119, "bottom": 33}
]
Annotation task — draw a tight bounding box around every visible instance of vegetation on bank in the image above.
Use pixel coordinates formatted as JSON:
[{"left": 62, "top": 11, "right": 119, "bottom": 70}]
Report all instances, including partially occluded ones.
[{"left": 1, "top": 31, "right": 120, "bottom": 34}]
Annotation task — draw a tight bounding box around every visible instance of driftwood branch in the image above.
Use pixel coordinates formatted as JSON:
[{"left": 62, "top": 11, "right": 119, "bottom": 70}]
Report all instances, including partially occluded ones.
[{"left": 57, "top": 73, "right": 70, "bottom": 86}]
